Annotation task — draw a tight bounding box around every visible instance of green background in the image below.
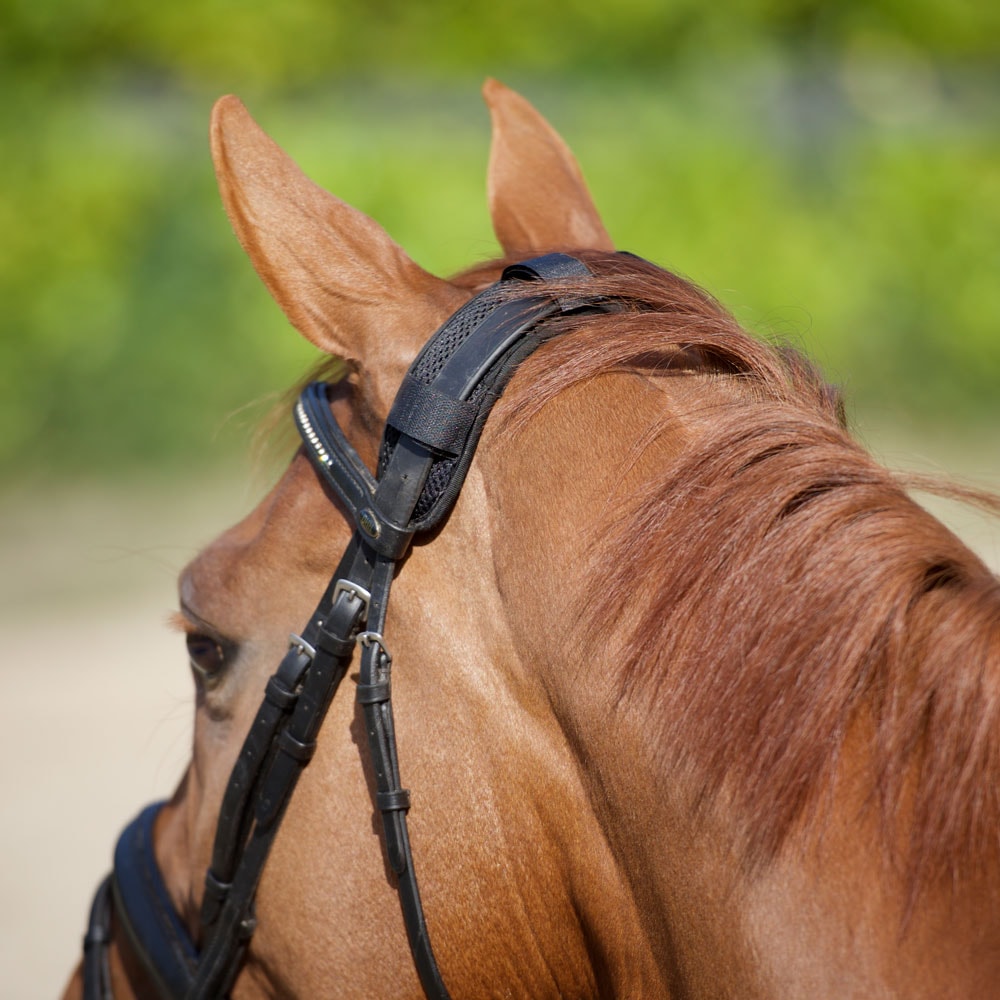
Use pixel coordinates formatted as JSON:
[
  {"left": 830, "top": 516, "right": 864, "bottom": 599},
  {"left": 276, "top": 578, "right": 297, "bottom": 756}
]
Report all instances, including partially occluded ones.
[
  {"left": 3, "top": 1, "right": 998, "bottom": 483},
  {"left": 2, "top": 11, "right": 997, "bottom": 994}
]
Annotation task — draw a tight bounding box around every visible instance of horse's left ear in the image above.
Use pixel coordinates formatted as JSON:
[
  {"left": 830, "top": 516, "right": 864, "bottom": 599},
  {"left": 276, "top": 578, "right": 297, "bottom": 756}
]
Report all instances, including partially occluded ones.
[
  {"left": 210, "top": 96, "right": 465, "bottom": 410},
  {"left": 484, "top": 78, "right": 613, "bottom": 256}
]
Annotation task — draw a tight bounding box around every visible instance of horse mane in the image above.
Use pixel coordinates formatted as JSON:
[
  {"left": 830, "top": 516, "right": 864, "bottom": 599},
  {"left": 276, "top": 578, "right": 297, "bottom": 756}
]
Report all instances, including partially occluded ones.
[
  {"left": 298, "top": 249, "right": 1000, "bottom": 897},
  {"left": 488, "top": 251, "right": 1000, "bottom": 898}
]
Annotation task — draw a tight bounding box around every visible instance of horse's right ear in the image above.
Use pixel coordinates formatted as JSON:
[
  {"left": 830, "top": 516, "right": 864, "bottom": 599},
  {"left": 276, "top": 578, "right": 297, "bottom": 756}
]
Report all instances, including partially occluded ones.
[{"left": 210, "top": 96, "right": 465, "bottom": 408}]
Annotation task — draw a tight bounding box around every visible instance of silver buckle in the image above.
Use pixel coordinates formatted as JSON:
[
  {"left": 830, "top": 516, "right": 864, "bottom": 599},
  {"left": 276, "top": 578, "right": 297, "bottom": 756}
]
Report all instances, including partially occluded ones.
[
  {"left": 332, "top": 579, "right": 371, "bottom": 615},
  {"left": 288, "top": 633, "right": 316, "bottom": 659},
  {"left": 357, "top": 631, "right": 391, "bottom": 662}
]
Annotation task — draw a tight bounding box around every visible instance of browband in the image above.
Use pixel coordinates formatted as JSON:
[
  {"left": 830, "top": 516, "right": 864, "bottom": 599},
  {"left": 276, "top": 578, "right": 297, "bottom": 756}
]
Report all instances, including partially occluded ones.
[{"left": 87, "top": 252, "right": 629, "bottom": 1000}]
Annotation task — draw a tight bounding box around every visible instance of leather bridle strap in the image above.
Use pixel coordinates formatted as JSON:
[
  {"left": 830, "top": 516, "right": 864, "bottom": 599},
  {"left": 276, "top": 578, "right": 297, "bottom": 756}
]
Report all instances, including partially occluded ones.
[{"left": 82, "top": 252, "right": 626, "bottom": 1000}]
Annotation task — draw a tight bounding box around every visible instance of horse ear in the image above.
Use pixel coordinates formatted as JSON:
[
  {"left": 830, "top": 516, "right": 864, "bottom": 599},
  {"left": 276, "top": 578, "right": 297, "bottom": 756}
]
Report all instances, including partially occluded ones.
[
  {"left": 483, "top": 78, "right": 613, "bottom": 256},
  {"left": 210, "top": 96, "right": 465, "bottom": 398}
]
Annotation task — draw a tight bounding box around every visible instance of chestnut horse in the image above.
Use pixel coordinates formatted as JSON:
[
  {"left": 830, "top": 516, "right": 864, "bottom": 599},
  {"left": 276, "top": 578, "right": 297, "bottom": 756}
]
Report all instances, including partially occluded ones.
[{"left": 66, "top": 80, "right": 1000, "bottom": 998}]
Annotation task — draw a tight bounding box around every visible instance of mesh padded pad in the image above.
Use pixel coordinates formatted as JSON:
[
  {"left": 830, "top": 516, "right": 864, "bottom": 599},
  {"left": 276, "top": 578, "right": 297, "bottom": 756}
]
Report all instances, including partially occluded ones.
[
  {"left": 375, "top": 253, "right": 612, "bottom": 532},
  {"left": 377, "top": 284, "right": 517, "bottom": 519},
  {"left": 409, "top": 286, "right": 509, "bottom": 386}
]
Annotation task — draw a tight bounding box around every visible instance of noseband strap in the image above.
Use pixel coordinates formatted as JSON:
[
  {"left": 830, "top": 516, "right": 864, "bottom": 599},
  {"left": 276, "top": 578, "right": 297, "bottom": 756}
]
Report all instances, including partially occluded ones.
[{"left": 83, "top": 252, "right": 628, "bottom": 999}]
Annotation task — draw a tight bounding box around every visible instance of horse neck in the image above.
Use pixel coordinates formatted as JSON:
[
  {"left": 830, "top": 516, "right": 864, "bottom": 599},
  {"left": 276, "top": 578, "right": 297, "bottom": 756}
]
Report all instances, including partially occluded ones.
[
  {"left": 483, "top": 367, "right": 1000, "bottom": 996},
  {"left": 481, "top": 370, "right": 758, "bottom": 992}
]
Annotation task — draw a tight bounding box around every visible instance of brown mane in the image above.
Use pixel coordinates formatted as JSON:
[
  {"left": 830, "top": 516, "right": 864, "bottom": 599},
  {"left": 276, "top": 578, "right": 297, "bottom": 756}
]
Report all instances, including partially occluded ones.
[
  {"left": 299, "top": 249, "right": 1000, "bottom": 897},
  {"left": 491, "top": 251, "right": 1000, "bottom": 898}
]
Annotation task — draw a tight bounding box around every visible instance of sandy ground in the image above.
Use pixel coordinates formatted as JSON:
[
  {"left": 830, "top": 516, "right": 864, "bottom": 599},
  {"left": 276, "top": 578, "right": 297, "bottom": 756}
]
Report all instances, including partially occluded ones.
[
  {"left": 3, "top": 595, "right": 192, "bottom": 998},
  {"left": 1, "top": 433, "right": 997, "bottom": 1000}
]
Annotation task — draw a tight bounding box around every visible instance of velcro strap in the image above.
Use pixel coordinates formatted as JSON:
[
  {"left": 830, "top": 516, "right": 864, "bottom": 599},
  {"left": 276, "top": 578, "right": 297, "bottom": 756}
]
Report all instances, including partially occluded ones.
[{"left": 387, "top": 375, "right": 477, "bottom": 456}]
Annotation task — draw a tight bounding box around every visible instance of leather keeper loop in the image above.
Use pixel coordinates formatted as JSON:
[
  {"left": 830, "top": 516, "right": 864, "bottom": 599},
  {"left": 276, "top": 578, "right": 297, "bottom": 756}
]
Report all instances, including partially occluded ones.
[
  {"left": 264, "top": 676, "right": 298, "bottom": 712},
  {"left": 203, "top": 869, "right": 231, "bottom": 903},
  {"left": 361, "top": 514, "right": 413, "bottom": 560},
  {"left": 315, "top": 628, "right": 355, "bottom": 659},
  {"left": 278, "top": 730, "right": 316, "bottom": 764},
  {"left": 200, "top": 869, "right": 230, "bottom": 928},
  {"left": 376, "top": 789, "right": 411, "bottom": 813},
  {"left": 356, "top": 681, "right": 390, "bottom": 705}
]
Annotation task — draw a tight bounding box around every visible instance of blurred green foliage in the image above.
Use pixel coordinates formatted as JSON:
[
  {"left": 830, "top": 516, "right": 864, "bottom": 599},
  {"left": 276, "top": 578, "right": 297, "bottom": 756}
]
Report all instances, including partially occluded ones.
[{"left": 2, "top": 1, "right": 997, "bottom": 479}]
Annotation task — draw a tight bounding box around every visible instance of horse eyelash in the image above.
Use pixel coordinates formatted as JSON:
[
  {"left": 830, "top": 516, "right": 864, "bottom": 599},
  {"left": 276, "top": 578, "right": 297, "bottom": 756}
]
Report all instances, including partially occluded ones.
[{"left": 166, "top": 611, "right": 192, "bottom": 635}]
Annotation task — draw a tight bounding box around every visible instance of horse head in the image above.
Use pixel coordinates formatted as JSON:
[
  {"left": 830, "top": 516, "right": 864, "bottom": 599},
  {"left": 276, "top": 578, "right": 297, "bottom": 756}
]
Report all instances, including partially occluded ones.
[{"left": 66, "top": 80, "right": 1000, "bottom": 998}]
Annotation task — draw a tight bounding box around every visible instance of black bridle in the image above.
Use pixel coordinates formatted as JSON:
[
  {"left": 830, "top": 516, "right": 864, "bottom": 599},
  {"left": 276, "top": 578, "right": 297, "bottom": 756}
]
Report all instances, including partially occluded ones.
[{"left": 81, "top": 252, "right": 627, "bottom": 999}]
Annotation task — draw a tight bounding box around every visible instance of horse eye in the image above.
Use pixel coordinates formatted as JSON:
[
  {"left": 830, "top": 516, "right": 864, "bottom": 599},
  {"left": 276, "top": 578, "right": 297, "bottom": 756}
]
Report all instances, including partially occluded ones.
[{"left": 186, "top": 633, "right": 230, "bottom": 682}]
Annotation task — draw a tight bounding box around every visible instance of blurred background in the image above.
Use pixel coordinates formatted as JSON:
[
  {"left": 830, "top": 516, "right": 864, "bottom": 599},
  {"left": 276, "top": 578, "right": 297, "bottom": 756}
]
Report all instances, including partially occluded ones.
[{"left": 2, "top": 2, "right": 998, "bottom": 996}]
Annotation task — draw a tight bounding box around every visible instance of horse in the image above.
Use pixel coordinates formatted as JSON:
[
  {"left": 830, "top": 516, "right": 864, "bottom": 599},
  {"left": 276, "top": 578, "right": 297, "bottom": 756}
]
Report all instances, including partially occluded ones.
[{"left": 64, "top": 78, "right": 1000, "bottom": 998}]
